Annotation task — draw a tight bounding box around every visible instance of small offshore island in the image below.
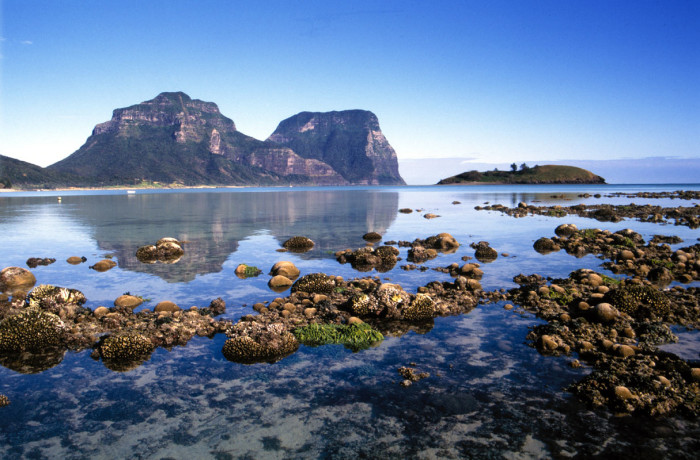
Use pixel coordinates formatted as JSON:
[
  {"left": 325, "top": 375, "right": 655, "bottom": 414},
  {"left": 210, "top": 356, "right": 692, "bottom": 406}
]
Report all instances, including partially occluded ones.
[{"left": 438, "top": 164, "right": 606, "bottom": 185}]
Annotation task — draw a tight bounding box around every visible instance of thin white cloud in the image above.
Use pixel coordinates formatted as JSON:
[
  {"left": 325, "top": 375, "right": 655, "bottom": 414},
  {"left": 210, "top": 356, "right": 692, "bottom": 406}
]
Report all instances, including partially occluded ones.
[{"left": 20, "top": 40, "right": 33, "bottom": 45}]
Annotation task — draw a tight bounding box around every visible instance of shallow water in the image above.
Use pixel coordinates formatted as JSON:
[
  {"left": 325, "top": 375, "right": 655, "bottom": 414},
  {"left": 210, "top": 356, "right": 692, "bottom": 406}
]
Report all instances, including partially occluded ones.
[{"left": 0, "top": 184, "right": 698, "bottom": 458}]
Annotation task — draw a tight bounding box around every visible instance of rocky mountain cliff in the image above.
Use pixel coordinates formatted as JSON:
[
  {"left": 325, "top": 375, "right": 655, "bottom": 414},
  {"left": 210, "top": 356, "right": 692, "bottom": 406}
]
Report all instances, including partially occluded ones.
[
  {"left": 44, "top": 92, "right": 405, "bottom": 187},
  {"left": 267, "top": 110, "right": 405, "bottom": 185}
]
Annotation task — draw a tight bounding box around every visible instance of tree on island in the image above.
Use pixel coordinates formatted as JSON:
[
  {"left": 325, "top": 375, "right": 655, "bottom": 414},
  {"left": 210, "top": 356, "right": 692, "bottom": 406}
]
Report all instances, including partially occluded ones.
[
  {"left": 510, "top": 163, "right": 517, "bottom": 172},
  {"left": 520, "top": 163, "right": 529, "bottom": 171}
]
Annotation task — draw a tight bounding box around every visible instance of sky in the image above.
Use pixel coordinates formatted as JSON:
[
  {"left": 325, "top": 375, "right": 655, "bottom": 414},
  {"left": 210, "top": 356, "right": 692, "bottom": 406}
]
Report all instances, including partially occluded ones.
[{"left": 1, "top": 0, "right": 699, "bottom": 183}]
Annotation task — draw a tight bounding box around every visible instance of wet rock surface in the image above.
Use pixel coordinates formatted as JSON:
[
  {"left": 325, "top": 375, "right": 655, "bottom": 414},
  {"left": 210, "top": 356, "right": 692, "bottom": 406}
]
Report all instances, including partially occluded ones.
[
  {"left": 471, "top": 241, "right": 498, "bottom": 262},
  {"left": 136, "top": 237, "right": 184, "bottom": 264},
  {"left": 26, "top": 257, "right": 55, "bottom": 268},
  {"left": 397, "top": 233, "right": 459, "bottom": 264}
]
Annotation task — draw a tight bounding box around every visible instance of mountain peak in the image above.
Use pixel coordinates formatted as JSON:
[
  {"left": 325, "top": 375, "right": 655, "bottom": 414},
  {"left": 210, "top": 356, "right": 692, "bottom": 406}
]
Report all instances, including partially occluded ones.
[
  {"left": 40, "top": 93, "right": 405, "bottom": 187},
  {"left": 266, "top": 110, "right": 405, "bottom": 185}
]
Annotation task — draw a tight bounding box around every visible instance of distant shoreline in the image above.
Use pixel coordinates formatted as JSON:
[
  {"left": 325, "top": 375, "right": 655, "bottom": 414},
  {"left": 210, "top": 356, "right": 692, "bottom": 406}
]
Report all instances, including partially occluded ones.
[{"left": 2, "top": 182, "right": 700, "bottom": 193}]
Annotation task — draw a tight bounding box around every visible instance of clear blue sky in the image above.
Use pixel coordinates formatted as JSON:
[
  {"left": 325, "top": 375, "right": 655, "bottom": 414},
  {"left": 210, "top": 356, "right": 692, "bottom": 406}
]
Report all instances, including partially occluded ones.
[{"left": 1, "top": 0, "right": 699, "bottom": 177}]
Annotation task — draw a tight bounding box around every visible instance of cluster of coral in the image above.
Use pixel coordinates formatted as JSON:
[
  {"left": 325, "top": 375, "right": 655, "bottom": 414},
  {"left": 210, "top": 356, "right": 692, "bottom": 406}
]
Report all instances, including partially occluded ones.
[
  {"left": 335, "top": 246, "right": 399, "bottom": 272},
  {"left": 220, "top": 271, "right": 481, "bottom": 364},
  {"left": 507, "top": 267, "right": 699, "bottom": 416},
  {"left": 392, "top": 233, "right": 460, "bottom": 264},
  {"left": 0, "top": 266, "right": 228, "bottom": 376}
]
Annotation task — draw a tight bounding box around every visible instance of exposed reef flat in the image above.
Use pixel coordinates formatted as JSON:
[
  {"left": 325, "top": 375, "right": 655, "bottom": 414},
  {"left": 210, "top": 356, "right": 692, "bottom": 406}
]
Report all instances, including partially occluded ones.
[
  {"left": 476, "top": 201, "right": 700, "bottom": 228},
  {"left": 604, "top": 190, "right": 700, "bottom": 200}
]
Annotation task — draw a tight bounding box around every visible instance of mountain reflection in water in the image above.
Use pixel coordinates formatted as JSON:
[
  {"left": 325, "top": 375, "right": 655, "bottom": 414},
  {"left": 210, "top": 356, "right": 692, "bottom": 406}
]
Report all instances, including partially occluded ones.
[{"left": 58, "top": 190, "right": 398, "bottom": 282}]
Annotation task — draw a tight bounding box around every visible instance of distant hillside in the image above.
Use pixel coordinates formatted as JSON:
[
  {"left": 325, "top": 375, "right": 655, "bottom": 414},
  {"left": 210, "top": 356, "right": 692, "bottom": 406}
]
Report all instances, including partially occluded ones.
[
  {"left": 43, "top": 92, "right": 405, "bottom": 187},
  {"left": 0, "top": 154, "right": 82, "bottom": 189},
  {"left": 438, "top": 165, "right": 606, "bottom": 185}
]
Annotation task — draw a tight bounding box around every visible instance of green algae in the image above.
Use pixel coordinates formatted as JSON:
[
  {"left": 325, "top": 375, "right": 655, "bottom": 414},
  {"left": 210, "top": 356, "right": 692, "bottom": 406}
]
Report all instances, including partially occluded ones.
[{"left": 292, "top": 322, "right": 384, "bottom": 351}]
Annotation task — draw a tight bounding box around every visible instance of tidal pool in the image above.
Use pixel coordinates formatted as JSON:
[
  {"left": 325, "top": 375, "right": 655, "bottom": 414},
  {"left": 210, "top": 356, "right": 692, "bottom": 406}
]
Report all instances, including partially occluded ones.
[{"left": 0, "top": 184, "right": 698, "bottom": 458}]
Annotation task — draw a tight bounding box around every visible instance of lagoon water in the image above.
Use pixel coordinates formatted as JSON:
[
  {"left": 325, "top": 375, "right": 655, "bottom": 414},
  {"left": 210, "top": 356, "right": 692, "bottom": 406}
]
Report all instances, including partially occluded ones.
[{"left": 0, "top": 184, "right": 699, "bottom": 459}]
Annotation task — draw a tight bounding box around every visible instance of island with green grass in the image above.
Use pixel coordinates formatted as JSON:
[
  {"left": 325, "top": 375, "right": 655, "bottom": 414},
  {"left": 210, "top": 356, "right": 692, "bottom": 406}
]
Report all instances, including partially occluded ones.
[{"left": 437, "top": 164, "right": 606, "bottom": 185}]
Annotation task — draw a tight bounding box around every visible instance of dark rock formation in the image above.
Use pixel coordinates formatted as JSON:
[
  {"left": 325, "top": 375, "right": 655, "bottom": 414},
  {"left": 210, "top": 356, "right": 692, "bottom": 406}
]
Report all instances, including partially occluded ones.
[{"left": 266, "top": 110, "right": 405, "bottom": 185}]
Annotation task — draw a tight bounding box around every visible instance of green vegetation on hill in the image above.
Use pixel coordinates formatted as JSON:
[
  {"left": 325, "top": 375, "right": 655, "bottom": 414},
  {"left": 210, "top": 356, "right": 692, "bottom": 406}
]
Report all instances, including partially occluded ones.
[
  {"left": 49, "top": 126, "right": 274, "bottom": 187},
  {"left": 437, "top": 165, "right": 606, "bottom": 185},
  {"left": 0, "top": 155, "right": 83, "bottom": 189}
]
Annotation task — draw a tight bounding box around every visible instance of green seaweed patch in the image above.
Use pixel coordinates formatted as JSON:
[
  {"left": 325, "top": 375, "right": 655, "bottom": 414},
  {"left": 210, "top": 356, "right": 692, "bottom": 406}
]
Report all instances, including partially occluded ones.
[
  {"left": 546, "top": 289, "right": 574, "bottom": 306},
  {"left": 600, "top": 274, "right": 622, "bottom": 286},
  {"left": 547, "top": 209, "right": 567, "bottom": 217},
  {"left": 242, "top": 265, "right": 262, "bottom": 277},
  {"left": 577, "top": 228, "right": 599, "bottom": 239},
  {"left": 614, "top": 237, "right": 636, "bottom": 249},
  {"left": 649, "top": 259, "right": 675, "bottom": 270},
  {"left": 293, "top": 322, "right": 384, "bottom": 352}
]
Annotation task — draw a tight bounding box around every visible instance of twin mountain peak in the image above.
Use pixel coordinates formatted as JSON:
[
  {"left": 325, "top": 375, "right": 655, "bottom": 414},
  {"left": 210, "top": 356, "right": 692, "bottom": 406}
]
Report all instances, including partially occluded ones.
[{"left": 48, "top": 92, "right": 406, "bottom": 186}]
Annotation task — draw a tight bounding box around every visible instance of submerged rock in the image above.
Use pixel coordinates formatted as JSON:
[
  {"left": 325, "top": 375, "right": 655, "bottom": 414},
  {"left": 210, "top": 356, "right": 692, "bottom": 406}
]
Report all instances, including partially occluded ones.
[
  {"left": 508, "top": 267, "right": 700, "bottom": 416},
  {"left": 90, "top": 259, "right": 117, "bottom": 272},
  {"left": 66, "top": 256, "right": 87, "bottom": 265},
  {"left": 0, "top": 348, "right": 67, "bottom": 374}
]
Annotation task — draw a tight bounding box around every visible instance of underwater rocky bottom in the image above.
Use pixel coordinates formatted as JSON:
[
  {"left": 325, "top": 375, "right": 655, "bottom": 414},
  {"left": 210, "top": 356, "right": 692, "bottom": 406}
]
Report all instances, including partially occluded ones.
[{"left": 1, "top": 265, "right": 699, "bottom": 458}]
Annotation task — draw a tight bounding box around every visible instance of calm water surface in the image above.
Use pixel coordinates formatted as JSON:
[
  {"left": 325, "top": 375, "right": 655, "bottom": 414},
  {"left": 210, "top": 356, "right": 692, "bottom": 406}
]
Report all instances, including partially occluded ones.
[{"left": 0, "top": 184, "right": 698, "bottom": 459}]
